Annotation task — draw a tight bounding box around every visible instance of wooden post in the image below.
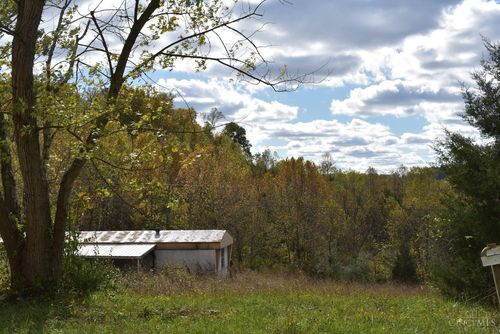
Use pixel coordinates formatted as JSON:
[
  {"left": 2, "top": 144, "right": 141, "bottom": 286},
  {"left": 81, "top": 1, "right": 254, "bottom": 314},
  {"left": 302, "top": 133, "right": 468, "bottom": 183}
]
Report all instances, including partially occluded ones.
[{"left": 492, "top": 265, "right": 500, "bottom": 306}]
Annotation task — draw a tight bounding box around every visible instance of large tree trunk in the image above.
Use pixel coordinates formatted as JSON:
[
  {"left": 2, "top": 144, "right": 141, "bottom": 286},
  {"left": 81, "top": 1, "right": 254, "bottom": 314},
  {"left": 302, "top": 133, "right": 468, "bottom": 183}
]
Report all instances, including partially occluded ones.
[
  {"left": 0, "top": 0, "right": 162, "bottom": 294},
  {"left": 10, "top": 0, "right": 53, "bottom": 292}
]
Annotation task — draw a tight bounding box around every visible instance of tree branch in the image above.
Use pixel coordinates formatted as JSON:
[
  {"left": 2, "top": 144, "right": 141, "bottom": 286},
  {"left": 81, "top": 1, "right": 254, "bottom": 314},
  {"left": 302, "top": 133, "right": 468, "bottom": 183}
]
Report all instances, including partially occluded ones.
[
  {"left": 52, "top": 0, "right": 163, "bottom": 263},
  {"left": 128, "top": 5, "right": 264, "bottom": 79},
  {"left": 90, "top": 10, "right": 114, "bottom": 77},
  {"left": 43, "top": 0, "right": 72, "bottom": 182}
]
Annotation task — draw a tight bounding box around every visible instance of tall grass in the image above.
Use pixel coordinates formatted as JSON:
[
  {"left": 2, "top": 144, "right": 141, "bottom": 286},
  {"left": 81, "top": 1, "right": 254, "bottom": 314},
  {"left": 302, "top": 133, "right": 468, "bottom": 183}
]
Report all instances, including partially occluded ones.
[
  {"left": 121, "top": 268, "right": 426, "bottom": 298},
  {"left": 1, "top": 265, "right": 499, "bottom": 333}
]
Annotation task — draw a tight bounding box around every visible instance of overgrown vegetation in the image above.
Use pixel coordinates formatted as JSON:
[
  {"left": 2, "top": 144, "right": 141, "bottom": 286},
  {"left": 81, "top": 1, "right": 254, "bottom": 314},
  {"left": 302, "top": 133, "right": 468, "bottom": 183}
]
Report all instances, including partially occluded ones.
[
  {"left": 433, "top": 39, "right": 500, "bottom": 299},
  {"left": 0, "top": 42, "right": 489, "bottom": 299},
  {"left": 68, "top": 96, "right": 454, "bottom": 286},
  {"left": 0, "top": 0, "right": 304, "bottom": 294},
  {"left": 0, "top": 270, "right": 499, "bottom": 333},
  {"left": 0, "top": 45, "right": 497, "bottom": 300},
  {"left": 0, "top": 0, "right": 497, "bottom": 305}
]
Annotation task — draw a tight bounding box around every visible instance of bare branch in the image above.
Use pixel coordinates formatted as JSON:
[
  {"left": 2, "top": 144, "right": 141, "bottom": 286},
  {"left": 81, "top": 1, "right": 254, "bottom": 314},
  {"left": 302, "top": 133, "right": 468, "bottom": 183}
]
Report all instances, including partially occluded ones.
[
  {"left": 61, "top": 19, "right": 91, "bottom": 84},
  {"left": 90, "top": 10, "right": 114, "bottom": 76},
  {"left": 158, "top": 53, "right": 307, "bottom": 91},
  {"left": 93, "top": 156, "right": 161, "bottom": 172},
  {"left": 90, "top": 159, "right": 153, "bottom": 222},
  {"left": 45, "top": 0, "right": 72, "bottom": 83},
  {"left": 128, "top": 4, "right": 264, "bottom": 78},
  {"left": 0, "top": 25, "right": 15, "bottom": 36},
  {"left": 133, "top": 0, "right": 139, "bottom": 22}
]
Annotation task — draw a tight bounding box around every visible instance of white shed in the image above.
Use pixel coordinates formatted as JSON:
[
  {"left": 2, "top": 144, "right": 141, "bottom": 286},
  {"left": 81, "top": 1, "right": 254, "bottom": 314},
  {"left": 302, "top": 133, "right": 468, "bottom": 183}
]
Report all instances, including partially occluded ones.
[{"left": 77, "top": 230, "right": 233, "bottom": 277}]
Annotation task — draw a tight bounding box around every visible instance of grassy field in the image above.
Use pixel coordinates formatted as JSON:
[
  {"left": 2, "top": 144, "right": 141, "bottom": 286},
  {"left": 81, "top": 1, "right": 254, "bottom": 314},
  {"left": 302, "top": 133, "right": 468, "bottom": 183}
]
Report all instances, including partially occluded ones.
[{"left": 0, "top": 271, "right": 499, "bottom": 333}]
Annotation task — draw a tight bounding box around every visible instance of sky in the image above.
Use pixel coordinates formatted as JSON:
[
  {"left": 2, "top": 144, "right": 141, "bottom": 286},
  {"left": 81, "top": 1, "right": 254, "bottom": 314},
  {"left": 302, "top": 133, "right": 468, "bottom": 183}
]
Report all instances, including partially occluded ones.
[
  {"left": 145, "top": 0, "right": 500, "bottom": 172},
  {"left": 33, "top": 0, "right": 499, "bottom": 172}
]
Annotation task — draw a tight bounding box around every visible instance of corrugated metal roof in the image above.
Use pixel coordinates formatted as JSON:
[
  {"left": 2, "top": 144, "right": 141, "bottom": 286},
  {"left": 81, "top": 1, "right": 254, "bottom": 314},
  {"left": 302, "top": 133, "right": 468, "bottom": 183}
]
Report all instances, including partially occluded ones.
[
  {"left": 1, "top": 230, "right": 233, "bottom": 248},
  {"left": 77, "top": 243, "right": 155, "bottom": 259},
  {"left": 77, "top": 230, "right": 229, "bottom": 244}
]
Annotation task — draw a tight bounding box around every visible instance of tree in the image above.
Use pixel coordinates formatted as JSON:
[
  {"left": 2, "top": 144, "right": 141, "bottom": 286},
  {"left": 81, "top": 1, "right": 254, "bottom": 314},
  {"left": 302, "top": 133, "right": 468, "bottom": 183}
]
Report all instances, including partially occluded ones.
[
  {"left": 223, "top": 121, "right": 252, "bottom": 157},
  {"left": 174, "top": 135, "right": 255, "bottom": 260},
  {"left": 74, "top": 88, "right": 203, "bottom": 231},
  {"left": 0, "top": 0, "right": 305, "bottom": 294},
  {"left": 434, "top": 40, "right": 500, "bottom": 298},
  {"left": 386, "top": 168, "right": 450, "bottom": 282},
  {"left": 319, "top": 152, "right": 337, "bottom": 180}
]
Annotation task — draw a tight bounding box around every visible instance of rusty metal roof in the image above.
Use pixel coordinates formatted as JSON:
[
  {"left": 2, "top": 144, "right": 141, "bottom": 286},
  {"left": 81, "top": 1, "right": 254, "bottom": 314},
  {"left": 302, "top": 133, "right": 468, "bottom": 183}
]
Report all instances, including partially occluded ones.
[
  {"left": 0, "top": 230, "right": 233, "bottom": 248},
  {"left": 77, "top": 230, "right": 231, "bottom": 245},
  {"left": 77, "top": 243, "right": 155, "bottom": 259}
]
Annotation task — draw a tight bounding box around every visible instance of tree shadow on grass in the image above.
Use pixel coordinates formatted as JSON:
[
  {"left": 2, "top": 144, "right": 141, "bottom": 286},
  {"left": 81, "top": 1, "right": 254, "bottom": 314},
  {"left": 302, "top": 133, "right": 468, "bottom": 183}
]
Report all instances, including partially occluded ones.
[{"left": 0, "top": 293, "right": 79, "bottom": 333}]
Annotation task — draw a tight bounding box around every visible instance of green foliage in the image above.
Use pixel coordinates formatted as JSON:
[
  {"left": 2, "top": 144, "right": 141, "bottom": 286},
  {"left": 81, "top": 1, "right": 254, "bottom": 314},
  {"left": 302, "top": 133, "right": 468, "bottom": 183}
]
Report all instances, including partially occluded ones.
[
  {"left": 58, "top": 233, "right": 120, "bottom": 296},
  {"left": 222, "top": 122, "right": 252, "bottom": 157},
  {"left": 432, "top": 253, "right": 490, "bottom": 300},
  {"left": 70, "top": 102, "right": 451, "bottom": 283},
  {"left": 1, "top": 244, "right": 117, "bottom": 297},
  {"left": 59, "top": 257, "right": 120, "bottom": 296},
  {"left": 434, "top": 40, "right": 500, "bottom": 299},
  {"left": 322, "top": 252, "right": 374, "bottom": 282},
  {"left": 12, "top": 76, "right": 453, "bottom": 288},
  {"left": 392, "top": 245, "right": 418, "bottom": 283},
  {"left": 430, "top": 193, "right": 494, "bottom": 300}
]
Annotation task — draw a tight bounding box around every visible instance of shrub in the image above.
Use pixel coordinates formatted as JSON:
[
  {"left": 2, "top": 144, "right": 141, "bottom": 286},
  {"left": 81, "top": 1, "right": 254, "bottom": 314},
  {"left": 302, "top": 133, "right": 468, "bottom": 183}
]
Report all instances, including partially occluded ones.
[
  {"left": 58, "top": 231, "right": 120, "bottom": 295},
  {"left": 311, "top": 251, "right": 375, "bottom": 282},
  {"left": 337, "top": 253, "right": 373, "bottom": 282},
  {"left": 431, "top": 253, "right": 492, "bottom": 302},
  {"left": 59, "top": 256, "right": 120, "bottom": 295},
  {"left": 392, "top": 245, "right": 418, "bottom": 283}
]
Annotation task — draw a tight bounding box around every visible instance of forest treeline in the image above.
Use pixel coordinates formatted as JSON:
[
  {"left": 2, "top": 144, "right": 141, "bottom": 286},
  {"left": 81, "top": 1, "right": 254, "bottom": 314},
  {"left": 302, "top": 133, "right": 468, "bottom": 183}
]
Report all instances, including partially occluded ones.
[
  {"left": 1, "top": 62, "right": 496, "bottom": 299},
  {"left": 59, "top": 86, "right": 451, "bottom": 286},
  {"left": 0, "top": 0, "right": 496, "bottom": 299},
  {"left": 60, "top": 39, "right": 499, "bottom": 299}
]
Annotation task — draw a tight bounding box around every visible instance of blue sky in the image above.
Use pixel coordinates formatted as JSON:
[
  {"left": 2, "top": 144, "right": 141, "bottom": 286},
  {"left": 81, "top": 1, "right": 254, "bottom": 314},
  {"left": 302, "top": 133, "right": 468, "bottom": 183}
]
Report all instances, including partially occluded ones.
[
  {"left": 74, "top": 0, "right": 500, "bottom": 172},
  {"left": 148, "top": 0, "right": 500, "bottom": 172}
]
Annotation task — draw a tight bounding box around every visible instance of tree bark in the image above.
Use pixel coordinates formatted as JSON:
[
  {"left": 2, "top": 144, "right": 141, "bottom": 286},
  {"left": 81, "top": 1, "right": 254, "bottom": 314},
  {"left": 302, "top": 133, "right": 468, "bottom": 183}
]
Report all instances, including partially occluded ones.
[
  {"left": 0, "top": 96, "right": 23, "bottom": 291},
  {"left": 4, "top": 0, "right": 161, "bottom": 290},
  {"left": 11, "top": 0, "right": 52, "bottom": 291},
  {"left": 0, "top": 111, "right": 20, "bottom": 218},
  {"left": 0, "top": 199, "right": 24, "bottom": 289}
]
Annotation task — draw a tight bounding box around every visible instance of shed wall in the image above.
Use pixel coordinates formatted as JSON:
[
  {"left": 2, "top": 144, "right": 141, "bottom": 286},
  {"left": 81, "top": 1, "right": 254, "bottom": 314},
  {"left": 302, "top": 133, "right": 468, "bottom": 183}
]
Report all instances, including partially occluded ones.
[
  {"left": 111, "top": 253, "right": 154, "bottom": 271},
  {"left": 82, "top": 252, "right": 154, "bottom": 271},
  {"left": 155, "top": 249, "right": 216, "bottom": 273},
  {"left": 217, "top": 246, "right": 230, "bottom": 278}
]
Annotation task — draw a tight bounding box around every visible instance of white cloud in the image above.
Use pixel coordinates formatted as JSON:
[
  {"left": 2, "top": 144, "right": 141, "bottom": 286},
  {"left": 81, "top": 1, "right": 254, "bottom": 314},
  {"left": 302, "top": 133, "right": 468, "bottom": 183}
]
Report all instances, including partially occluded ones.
[
  {"left": 49, "top": 0, "right": 500, "bottom": 171},
  {"left": 248, "top": 118, "right": 435, "bottom": 172},
  {"left": 156, "top": 78, "right": 298, "bottom": 144},
  {"left": 162, "top": 0, "right": 500, "bottom": 172},
  {"left": 330, "top": 80, "right": 461, "bottom": 118}
]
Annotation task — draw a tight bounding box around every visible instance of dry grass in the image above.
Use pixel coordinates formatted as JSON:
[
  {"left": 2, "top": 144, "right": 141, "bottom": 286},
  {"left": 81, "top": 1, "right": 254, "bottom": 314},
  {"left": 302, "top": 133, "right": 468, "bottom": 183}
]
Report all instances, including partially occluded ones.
[{"left": 121, "top": 267, "right": 428, "bottom": 297}]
